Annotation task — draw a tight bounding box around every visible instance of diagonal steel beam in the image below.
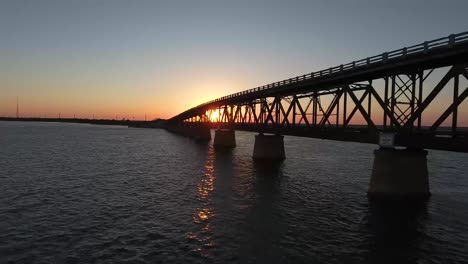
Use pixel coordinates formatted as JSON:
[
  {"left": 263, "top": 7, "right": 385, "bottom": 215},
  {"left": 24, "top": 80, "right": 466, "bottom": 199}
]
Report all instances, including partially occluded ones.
[
  {"left": 264, "top": 97, "right": 278, "bottom": 124},
  {"left": 319, "top": 91, "right": 343, "bottom": 127},
  {"left": 295, "top": 97, "right": 310, "bottom": 126},
  {"left": 278, "top": 100, "right": 289, "bottom": 126},
  {"left": 463, "top": 71, "right": 468, "bottom": 80},
  {"left": 344, "top": 90, "right": 369, "bottom": 127},
  {"left": 368, "top": 85, "right": 401, "bottom": 129},
  {"left": 430, "top": 86, "right": 468, "bottom": 131},
  {"left": 316, "top": 97, "right": 331, "bottom": 126},
  {"left": 395, "top": 75, "right": 414, "bottom": 99},
  {"left": 251, "top": 104, "right": 259, "bottom": 124},
  {"left": 344, "top": 86, "right": 376, "bottom": 129},
  {"left": 222, "top": 105, "right": 229, "bottom": 122},
  {"left": 281, "top": 97, "right": 296, "bottom": 126},
  {"left": 394, "top": 78, "right": 413, "bottom": 102},
  {"left": 242, "top": 105, "right": 249, "bottom": 123},
  {"left": 423, "top": 69, "right": 434, "bottom": 82},
  {"left": 259, "top": 100, "right": 268, "bottom": 124},
  {"left": 232, "top": 104, "right": 240, "bottom": 123},
  {"left": 403, "top": 65, "right": 463, "bottom": 129}
]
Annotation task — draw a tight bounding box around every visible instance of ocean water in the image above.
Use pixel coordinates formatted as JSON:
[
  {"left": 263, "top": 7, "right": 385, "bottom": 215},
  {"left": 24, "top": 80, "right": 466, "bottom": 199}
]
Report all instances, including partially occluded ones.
[{"left": 0, "top": 121, "right": 467, "bottom": 263}]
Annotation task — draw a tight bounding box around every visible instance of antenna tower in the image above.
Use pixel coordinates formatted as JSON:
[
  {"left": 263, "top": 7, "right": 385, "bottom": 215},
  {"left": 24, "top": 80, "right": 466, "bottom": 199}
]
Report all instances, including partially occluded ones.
[{"left": 16, "top": 96, "right": 19, "bottom": 118}]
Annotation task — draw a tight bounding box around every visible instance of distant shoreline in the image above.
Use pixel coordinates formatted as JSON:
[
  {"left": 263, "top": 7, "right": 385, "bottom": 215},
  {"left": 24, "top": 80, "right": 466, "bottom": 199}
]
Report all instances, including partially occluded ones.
[
  {"left": 0, "top": 117, "right": 166, "bottom": 128},
  {"left": 1, "top": 117, "right": 466, "bottom": 132}
]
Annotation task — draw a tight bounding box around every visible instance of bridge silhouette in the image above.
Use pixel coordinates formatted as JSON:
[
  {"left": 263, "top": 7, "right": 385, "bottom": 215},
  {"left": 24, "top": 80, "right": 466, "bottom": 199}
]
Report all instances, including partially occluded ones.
[{"left": 166, "top": 32, "right": 468, "bottom": 199}]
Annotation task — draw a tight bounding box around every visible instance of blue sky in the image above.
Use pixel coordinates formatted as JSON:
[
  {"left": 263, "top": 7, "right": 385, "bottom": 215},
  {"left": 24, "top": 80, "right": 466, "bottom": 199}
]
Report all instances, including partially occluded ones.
[{"left": 1, "top": 0, "right": 467, "bottom": 119}]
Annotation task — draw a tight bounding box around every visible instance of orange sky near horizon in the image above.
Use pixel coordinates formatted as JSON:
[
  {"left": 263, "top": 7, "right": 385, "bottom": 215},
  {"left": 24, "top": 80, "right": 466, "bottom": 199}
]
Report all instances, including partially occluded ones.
[
  {"left": 1, "top": 70, "right": 467, "bottom": 127},
  {"left": 0, "top": 63, "right": 249, "bottom": 120},
  {"left": 1, "top": 1, "right": 467, "bottom": 125}
]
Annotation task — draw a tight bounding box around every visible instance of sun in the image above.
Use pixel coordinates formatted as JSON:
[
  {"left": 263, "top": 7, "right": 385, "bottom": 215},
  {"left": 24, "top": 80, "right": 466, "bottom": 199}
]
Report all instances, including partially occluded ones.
[{"left": 209, "top": 109, "right": 220, "bottom": 122}]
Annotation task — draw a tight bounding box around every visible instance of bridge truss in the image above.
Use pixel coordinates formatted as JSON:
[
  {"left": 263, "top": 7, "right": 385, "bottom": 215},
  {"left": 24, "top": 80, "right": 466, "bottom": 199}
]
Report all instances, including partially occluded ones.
[{"left": 169, "top": 32, "right": 468, "bottom": 152}]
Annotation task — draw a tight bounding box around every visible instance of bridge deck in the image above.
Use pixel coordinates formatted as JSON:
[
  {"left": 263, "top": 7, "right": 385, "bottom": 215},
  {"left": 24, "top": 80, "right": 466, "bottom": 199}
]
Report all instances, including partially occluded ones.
[
  {"left": 175, "top": 32, "right": 468, "bottom": 118},
  {"left": 169, "top": 32, "right": 468, "bottom": 152}
]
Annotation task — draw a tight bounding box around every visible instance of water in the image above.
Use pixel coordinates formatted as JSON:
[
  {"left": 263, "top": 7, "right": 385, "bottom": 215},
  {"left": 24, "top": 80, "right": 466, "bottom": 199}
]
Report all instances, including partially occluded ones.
[{"left": 1, "top": 121, "right": 468, "bottom": 263}]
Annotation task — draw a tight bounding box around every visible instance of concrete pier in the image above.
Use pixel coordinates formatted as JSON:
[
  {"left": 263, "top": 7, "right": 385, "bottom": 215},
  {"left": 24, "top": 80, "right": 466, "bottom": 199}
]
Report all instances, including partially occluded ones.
[
  {"left": 165, "top": 125, "right": 185, "bottom": 136},
  {"left": 252, "top": 134, "right": 285, "bottom": 161},
  {"left": 213, "top": 129, "right": 236, "bottom": 149},
  {"left": 369, "top": 148, "right": 429, "bottom": 199},
  {"left": 165, "top": 124, "right": 211, "bottom": 140},
  {"left": 190, "top": 125, "right": 211, "bottom": 140}
]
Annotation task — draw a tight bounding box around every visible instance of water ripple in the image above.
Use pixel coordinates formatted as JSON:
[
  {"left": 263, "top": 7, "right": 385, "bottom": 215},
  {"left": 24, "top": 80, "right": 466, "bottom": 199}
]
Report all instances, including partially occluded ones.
[{"left": 0, "top": 121, "right": 467, "bottom": 263}]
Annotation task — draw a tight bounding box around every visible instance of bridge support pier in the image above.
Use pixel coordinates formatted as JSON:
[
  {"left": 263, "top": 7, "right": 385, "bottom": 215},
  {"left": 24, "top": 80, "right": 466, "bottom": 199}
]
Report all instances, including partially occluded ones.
[
  {"left": 167, "top": 124, "right": 211, "bottom": 140},
  {"left": 252, "top": 134, "right": 285, "bottom": 161},
  {"left": 190, "top": 125, "right": 211, "bottom": 141},
  {"left": 369, "top": 148, "right": 429, "bottom": 199},
  {"left": 213, "top": 129, "right": 236, "bottom": 149}
]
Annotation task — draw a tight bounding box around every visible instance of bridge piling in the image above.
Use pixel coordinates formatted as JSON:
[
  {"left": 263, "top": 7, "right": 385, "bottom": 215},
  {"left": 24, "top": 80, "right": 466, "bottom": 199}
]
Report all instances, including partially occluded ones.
[
  {"left": 191, "top": 125, "right": 211, "bottom": 141},
  {"left": 368, "top": 148, "right": 430, "bottom": 199},
  {"left": 213, "top": 129, "right": 236, "bottom": 149},
  {"left": 168, "top": 32, "right": 468, "bottom": 154},
  {"left": 165, "top": 124, "right": 211, "bottom": 141},
  {"left": 252, "top": 134, "right": 285, "bottom": 161}
]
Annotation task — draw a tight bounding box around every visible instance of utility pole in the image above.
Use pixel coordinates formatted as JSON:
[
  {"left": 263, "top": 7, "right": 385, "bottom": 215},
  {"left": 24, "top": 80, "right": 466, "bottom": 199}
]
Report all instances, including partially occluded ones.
[{"left": 16, "top": 96, "right": 19, "bottom": 118}]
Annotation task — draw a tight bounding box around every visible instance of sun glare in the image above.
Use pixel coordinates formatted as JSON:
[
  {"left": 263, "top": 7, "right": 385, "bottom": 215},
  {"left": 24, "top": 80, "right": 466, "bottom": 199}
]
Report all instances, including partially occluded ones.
[{"left": 209, "top": 109, "right": 220, "bottom": 122}]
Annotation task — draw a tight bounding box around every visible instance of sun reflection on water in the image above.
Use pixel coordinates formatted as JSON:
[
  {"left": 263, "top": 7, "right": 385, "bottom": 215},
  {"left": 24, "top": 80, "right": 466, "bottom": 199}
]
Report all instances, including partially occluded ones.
[{"left": 187, "top": 145, "right": 217, "bottom": 256}]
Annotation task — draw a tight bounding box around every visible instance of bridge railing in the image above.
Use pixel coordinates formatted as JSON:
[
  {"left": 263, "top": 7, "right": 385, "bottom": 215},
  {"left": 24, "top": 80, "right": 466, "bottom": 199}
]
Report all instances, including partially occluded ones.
[{"left": 176, "top": 31, "right": 468, "bottom": 118}]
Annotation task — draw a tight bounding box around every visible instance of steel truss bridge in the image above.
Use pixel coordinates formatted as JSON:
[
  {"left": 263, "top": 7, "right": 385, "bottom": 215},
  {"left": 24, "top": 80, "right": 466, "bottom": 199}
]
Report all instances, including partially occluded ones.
[{"left": 168, "top": 32, "right": 468, "bottom": 152}]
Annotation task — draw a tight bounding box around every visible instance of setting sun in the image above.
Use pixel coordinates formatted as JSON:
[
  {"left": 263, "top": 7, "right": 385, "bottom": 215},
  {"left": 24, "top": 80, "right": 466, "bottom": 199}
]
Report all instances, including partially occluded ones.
[{"left": 209, "top": 109, "right": 220, "bottom": 122}]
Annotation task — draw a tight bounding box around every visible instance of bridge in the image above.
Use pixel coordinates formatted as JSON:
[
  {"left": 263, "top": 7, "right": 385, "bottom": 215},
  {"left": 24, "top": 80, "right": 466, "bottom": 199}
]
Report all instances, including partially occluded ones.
[{"left": 166, "top": 31, "right": 468, "bottom": 199}]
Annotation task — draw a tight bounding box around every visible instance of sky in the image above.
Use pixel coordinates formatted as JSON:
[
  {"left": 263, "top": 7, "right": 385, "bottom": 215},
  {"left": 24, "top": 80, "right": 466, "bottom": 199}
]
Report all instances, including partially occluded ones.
[{"left": 1, "top": 0, "right": 467, "bottom": 120}]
